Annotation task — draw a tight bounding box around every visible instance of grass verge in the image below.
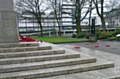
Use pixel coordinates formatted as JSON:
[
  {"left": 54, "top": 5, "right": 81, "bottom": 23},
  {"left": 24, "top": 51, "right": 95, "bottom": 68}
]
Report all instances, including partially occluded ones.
[{"left": 31, "top": 36, "right": 89, "bottom": 44}]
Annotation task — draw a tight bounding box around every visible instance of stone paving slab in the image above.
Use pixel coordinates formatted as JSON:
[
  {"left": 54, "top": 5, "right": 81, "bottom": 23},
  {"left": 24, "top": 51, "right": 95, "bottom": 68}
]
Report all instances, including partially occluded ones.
[
  {"left": 0, "top": 58, "right": 114, "bottom": 79},
  {"left": 0, "top": 53, "right": 80, "bottom": 65},
  {"left": 0, "top": 56, "right": 96, "bottom": 73},
  {"left": 0, "top": 49, "right": 65, "bottom": 58},
  {"left": 0, "top": 43, "right": 39, "bottom": 48},
  {"left": 34, "top": 42, "right": 119, "bottom": 79},
  {"left": 0, "top": 42, "right": 116, "bottom": 79},
  {"left": 0, "top": 46, "right": 52, "bottom": 53},
  {"left": 67, "top": 41, "right": 120, "bottom": 55},
  {"left": 55, "top": 44, "right": 120, "bottom": 79}
]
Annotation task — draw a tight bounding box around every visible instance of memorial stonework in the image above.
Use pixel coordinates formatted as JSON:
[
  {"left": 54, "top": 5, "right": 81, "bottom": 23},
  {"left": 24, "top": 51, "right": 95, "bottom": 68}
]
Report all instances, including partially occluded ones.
[{"left": 0, "top": 0, "right": 19, "bottom": 43}]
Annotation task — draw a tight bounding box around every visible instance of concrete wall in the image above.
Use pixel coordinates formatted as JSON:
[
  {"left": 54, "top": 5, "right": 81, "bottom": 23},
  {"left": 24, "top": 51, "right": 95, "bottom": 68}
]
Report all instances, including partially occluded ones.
[{"left": 0, "top": 0, "right": 19, "bottom": 43}]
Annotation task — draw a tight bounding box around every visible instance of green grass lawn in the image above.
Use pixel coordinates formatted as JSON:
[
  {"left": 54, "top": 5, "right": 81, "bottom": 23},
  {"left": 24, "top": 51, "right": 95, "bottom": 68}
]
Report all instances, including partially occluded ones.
[{"left": 31, "top": 36, "right": 89, "bottom": 44}]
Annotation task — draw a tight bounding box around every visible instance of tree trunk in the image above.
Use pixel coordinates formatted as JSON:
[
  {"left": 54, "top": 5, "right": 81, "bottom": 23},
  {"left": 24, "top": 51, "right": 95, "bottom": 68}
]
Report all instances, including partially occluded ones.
[
  {"left": 56, "top": 16, "right": 61, "bottom": 36},
  {"left": 76, "top": 16, "right": 81, "bottom": 34},
  {"left": 75, "top": 2, "right": 81, "bottom": 34},
  {"left": 58, "top": 22, "right": 62, "bottom": 36},
  {"left": 38, "top": 20, "right": 43, "bottom": 37},
  {"left": 36, "top": 14, "right": 43, "bottom": 37},
  {"left": 39, "top": 22, "right": 44, "bottom": 37},
  {"left": 101, "top": 16, "right": 106, "bottom": 31}
]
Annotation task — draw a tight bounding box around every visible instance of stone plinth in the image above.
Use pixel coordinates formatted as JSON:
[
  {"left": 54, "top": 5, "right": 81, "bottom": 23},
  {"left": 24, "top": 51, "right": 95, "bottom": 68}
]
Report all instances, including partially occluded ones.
[
  {"left": 89, "top": 36, "right": 97, "bottom": 42},
  {"left": 0, "top": 0, "right": 19, "bottom": 43}
]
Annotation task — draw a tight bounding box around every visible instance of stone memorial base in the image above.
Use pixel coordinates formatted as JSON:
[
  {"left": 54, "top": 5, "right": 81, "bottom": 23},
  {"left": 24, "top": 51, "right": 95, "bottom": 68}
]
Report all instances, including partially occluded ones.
[
  {"left": 89, "top": 36, "right": 97, "bottom": 42},
  {"left": 0, "top": 11, "right": 19, "bottom": 43},
  {"left": 0, "top": 0, "right": 19, "bottom": 43}
]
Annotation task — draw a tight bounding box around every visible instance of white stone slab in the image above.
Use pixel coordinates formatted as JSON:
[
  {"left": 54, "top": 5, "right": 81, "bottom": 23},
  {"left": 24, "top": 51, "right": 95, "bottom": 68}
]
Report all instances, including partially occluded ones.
[
  {"left": 0, "top": 0, "right": 14, "bottom": 11},
  {"left": 0, "top": 0, "right": 19, "bottom": 43},
  {"left": 0, "top": 12, "right": 19, "bottom": 43},
  {"left": 0, "top": 12, "right": 2, "bottom": 20},
  {"left": 2, "top": 11, "right": 16, "bottom": 19}
]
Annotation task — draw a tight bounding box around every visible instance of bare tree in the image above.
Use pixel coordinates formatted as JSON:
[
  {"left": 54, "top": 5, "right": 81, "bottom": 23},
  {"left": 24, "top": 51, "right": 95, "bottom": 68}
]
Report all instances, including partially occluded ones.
[
  {"left": 105, "top": 0, "right": 119, "bottom": 11},
  {"left": 63, "top": 0, "right": 93, "bottom": 34},
  {"left": 16, "top": 0, "right": 49, "bottom": 37},
  {"left": 47, "top": 0, "right": 62, "bottom": 36},
  {"left": 93, "top": 0, "right": 106, "bottom": 31},
  {"left": 88, "top": 0, "right": 93, "bottom": 33}
]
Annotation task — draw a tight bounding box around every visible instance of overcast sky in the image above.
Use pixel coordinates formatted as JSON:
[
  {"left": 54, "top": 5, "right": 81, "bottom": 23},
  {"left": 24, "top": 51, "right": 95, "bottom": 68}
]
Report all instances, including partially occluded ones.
[{"left": 14, "top": 0, "right": 120, "bottom": 15}]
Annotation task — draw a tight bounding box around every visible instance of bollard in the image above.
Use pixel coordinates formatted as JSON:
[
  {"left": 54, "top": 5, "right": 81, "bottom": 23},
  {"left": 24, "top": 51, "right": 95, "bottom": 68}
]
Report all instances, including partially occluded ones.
[
  {"left": 74, "top": 46, "right": 80, "bottom": 49},
  {"left": 106, "top": 45, "right": 110, "bottom": 47},
  {"left": 94, "top": 45, "right": 99, "bottom": 48}
]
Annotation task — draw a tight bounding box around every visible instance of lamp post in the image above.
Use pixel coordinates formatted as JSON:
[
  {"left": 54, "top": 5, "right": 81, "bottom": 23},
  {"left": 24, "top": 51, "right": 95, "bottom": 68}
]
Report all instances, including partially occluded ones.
[
  {"left": 91, "top": 17, "right": 96, "bottom": 36},
  {"left": 89, "top": 17, "right": 97, "bottom": 42}
]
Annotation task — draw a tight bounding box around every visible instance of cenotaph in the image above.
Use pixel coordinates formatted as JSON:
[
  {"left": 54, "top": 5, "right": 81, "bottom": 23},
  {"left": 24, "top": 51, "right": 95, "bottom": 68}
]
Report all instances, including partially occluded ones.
[{"left": 0, "top": 0, "right": 19, "bottom": 43}]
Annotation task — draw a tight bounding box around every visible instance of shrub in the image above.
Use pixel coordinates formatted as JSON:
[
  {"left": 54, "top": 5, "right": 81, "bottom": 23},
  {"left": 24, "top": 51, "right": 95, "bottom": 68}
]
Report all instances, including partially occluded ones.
[
  {"left": 98, "top": 36, "right": 104, "bottom": 39},
  {"left": 98, "top": 31, "right": 113, "bottom": 39},
  {"left": 96, "top": 32, "right": 101, "bottom": 39},
  {"left": 85, "top": 33, "right": 90, "bottom": 39},
  {"left": 77, "top": 32, "right": 86, "bottom": 38},
  {"left": 111, "top": 32, "right": 116, "bottom": 36},
  {"left": 98, "top": 32, "right": 107, "bottom": 39},
  {"left": 107, "top": 33, "right": 113, "bottom": 37},
  {"left": 72, "top": 33, "right": 77, "bottom": 38},
  {"left": 95, "top": 28, "right": 101, "bottom": 38},
  {"left": 108, "top": 36, "right": 116, "bottom": 41},
  {"left": 115, "top": 30, "right": 120, "bottom": 34}
]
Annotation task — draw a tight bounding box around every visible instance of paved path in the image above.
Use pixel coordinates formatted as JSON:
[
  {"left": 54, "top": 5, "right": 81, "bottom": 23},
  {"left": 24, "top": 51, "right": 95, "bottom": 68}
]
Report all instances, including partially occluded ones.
[
  {"left": 38, "top": 42, "right": 120, "bottom": 79},
  {"left": 62, "top": 40, "right": 120, "bottom": 55}
]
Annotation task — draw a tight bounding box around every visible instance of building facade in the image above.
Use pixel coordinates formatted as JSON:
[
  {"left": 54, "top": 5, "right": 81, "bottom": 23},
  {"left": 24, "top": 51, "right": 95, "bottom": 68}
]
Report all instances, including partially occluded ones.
[
  {"left": 105, "top": 9, "right": 120, "bottom": 29},
  {"left": 18, "top": 3, "right": 120, "bottom": 36}
]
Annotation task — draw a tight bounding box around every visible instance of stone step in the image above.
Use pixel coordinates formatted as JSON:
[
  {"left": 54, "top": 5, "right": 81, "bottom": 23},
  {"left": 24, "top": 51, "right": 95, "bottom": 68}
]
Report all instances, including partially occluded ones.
[
  {"left": 0, "top": 46, "right": 52, "bottom": 53},
  {"left": 109, "top": 75, "right": 120, "bottom": 79},
  {"left": 0, "top": 60, "right": 114, "bottom": 79},
  {"left": 0, "top": 49, "right": 65, "bottom": 59},
  {"left": 0, "top": 43, "right": 39, "bottom": 48},
  {"left": 0, "top": 57, "right": 96, "bottom": 73},
  {"left": 0, "top": 53, "right": 80, "bottom": 65}
]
